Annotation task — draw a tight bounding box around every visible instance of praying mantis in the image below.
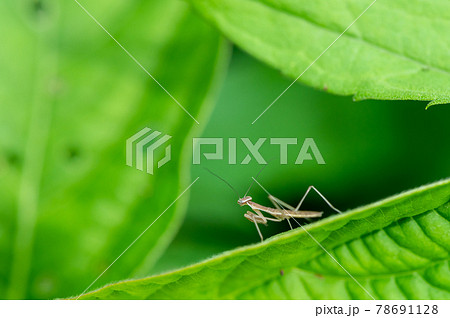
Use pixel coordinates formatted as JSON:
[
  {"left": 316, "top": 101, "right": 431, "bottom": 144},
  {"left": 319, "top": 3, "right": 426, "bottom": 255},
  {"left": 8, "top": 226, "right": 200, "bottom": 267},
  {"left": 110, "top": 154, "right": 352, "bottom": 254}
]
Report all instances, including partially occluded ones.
[
  {"left": 238, "top": 184, "right": 341, "bottom": 241},
  {"left": 206, "top": 168, "right": 342, "bottom": 241}
]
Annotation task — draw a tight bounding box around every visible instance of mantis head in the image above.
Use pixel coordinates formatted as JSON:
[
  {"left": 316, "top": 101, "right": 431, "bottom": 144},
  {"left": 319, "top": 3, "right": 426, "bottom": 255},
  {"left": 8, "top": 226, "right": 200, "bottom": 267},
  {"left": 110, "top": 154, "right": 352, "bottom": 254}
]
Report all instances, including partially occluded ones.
[{"left": 238, "top": 196, "right": 252, "bottom": 206}]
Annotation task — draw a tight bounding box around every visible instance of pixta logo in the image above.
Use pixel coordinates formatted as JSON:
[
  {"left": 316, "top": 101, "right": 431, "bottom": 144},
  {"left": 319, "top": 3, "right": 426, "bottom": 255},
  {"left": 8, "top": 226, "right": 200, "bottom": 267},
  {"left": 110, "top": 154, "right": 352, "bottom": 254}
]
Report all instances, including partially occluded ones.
[
  {"left": 126, "top": 132, "right": 325, "bottom": 175},
  {"left": 126, "top": 127, "right": 171, "bottom": 175}
]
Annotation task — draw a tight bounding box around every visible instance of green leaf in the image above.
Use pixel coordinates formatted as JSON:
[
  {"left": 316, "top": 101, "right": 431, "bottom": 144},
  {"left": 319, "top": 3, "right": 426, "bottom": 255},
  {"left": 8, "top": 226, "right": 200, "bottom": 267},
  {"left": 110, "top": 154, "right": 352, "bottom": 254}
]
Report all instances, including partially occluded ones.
[
  {"left": 0, "top": 0, "right": 227, "bottom": 299},
  {"left": 76, "top": 179, "right": 450, "bottom": 299},
  {"left": 188, "top": 0, "right": 450, "bottom": 107}
]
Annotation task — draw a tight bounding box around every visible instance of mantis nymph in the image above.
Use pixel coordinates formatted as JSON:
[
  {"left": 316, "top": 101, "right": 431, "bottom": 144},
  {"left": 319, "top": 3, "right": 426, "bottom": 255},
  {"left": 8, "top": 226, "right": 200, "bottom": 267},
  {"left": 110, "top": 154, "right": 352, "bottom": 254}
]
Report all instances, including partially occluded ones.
[{"left": 206, "top": 168, "right": 341, "bottom": 241}]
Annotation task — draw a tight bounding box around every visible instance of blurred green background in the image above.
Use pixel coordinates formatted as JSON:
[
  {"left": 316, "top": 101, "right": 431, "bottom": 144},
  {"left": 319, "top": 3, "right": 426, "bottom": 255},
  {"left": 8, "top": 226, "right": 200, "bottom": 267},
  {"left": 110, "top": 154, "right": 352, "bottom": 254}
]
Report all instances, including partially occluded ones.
[{"left": 1, "top": 0, "right": 449, "bottom": 300}]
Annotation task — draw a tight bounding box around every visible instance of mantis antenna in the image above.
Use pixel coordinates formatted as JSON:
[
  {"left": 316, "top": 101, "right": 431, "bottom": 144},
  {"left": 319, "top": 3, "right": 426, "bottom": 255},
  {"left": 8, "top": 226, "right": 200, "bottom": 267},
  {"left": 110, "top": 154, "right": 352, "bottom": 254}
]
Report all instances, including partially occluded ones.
[
  {"left": 244, "top": 164, "right": 268, "bottom": 197},
  {"left": 203, "top": 167, "right": 240, "bottom": 198}
]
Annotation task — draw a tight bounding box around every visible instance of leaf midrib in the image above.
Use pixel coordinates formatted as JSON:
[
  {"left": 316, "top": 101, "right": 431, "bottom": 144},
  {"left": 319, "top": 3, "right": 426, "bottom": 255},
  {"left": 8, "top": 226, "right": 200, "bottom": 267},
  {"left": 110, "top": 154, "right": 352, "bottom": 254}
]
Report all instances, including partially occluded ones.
[{"left": 251, "top": 0, "right": 450, "bottom": 75}]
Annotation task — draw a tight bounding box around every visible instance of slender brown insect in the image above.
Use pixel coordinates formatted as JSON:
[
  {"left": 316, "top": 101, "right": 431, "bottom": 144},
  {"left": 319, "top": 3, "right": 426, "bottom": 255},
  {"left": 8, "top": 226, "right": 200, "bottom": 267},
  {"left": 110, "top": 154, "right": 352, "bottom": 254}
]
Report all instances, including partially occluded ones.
[{"left": 205, "top": 167, "right": 341, "bottom": 241}]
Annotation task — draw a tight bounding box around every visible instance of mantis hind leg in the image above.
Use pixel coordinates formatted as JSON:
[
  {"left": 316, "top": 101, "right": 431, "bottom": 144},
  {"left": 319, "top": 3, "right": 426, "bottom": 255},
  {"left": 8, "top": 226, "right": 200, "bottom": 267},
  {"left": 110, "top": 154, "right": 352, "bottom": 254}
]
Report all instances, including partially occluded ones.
[{"left": 294, "top": 186, "right": 341, "bottom": 214}]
